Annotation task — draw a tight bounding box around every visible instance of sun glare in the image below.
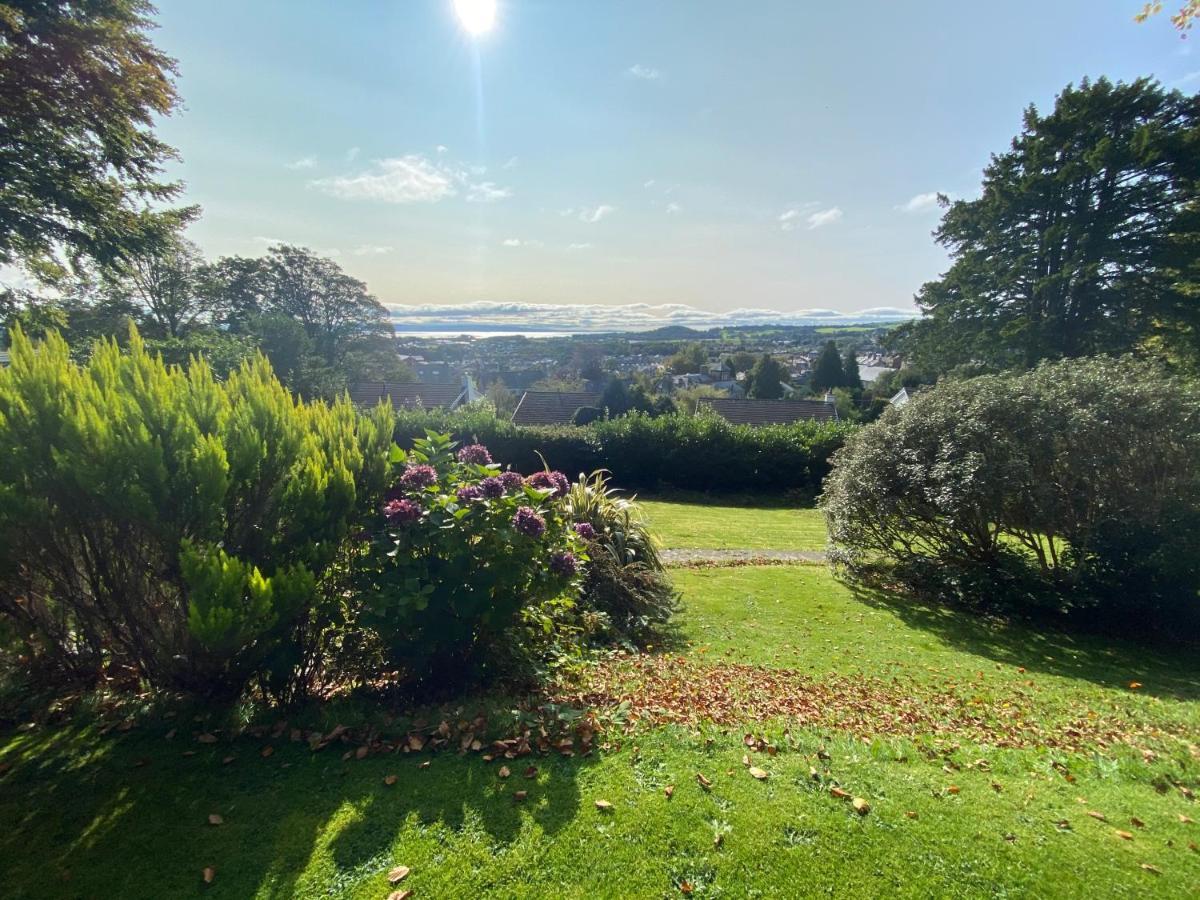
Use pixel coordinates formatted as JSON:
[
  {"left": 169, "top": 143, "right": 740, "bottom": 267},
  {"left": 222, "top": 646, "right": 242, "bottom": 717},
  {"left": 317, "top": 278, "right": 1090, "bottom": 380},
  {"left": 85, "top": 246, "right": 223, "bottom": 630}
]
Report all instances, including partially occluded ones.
[{"left": 453, "top": 0, "right": 496, "bottom": 36}]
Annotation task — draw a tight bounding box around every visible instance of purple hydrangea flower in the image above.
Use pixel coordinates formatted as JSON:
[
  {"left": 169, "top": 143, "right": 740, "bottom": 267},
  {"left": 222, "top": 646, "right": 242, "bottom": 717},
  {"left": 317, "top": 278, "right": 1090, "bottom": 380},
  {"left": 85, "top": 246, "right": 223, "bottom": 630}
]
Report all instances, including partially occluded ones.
[
  {"left": 456, "top": 444, "right": 493, "bottom": 466},
  {"left": 498, "top": 470, "right": 526, "bottom": 492},
  {"left": 479, "top": 476, "right": 504, "bottom": 498},
  {"left": 382, "top": 498, "right": 422, "bottom": 524},
  {"left": 526, "top": 470, "right": 570, "bottom": 497},
  {"left": 399, "top": 463, "right": 438, "bottom": 491},
  {"left": 512, "top": 506, "right": 546, "bottom": 537},
  {"left": 549, "top": 551, "right": 578, "bottom": 577},
  {"left": 573, "top": 522, "right": 597, "bottom": 540},
  {"left": 456, "top": 484, "right": 484, "bottom": 503}
]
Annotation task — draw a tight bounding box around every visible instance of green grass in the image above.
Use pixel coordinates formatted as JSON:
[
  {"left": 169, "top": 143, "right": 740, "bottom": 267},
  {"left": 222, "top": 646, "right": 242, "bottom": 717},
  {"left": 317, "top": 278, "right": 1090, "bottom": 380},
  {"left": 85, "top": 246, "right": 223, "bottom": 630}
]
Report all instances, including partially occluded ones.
[
  {"left": 2, "top": 509, "right": 1199, "bottom": 897},
  {"left": 639, "top": 499, "right": 827, "bottom": 551}
]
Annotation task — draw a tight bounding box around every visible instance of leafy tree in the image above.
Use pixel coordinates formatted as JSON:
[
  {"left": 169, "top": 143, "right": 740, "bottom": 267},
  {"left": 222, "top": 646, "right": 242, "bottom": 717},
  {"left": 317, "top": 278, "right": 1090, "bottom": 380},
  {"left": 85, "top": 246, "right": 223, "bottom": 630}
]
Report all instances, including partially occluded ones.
[
  {"left": 0, "top": 0, "right": 192, "bottom": 271},
  {"left": 811, "top": 341, "right": 845, "bottom": 391},
  {"left": 901, "top": 78, "right": 1200, "bottom": 371},
  {"left": 747, "top": 353, "right": 787, "bottom": 399},
  {"left": 483, "top": 378, "right": 518, "bottom": 417},
  {"left": 600, "top": 377, "right": 633, "bottom": 416},
  {"left": 667, "top": 341, "right": 708, "bottom": 374},
  {"left": 103, "top": 228, "right": 211, "bottom": 337},
  {"left": 572, "top": 343, "right": 606, "bottom": 381},
  {"left": 723, "top": 350, "right": 756, "bottom": 381},
  {"left": 673, "top": 384, "right": 728, "bottom": 415},
  {"left": 841, "top": 345, "right": 863, "bottom": 391}
]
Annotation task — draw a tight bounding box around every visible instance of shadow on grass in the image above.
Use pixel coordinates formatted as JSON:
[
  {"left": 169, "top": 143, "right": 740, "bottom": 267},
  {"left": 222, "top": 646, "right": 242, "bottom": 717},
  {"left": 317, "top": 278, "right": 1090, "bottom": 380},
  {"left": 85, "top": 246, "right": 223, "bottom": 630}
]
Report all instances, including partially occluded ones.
[
  {"left": 847, "top": 581, "right": 1200, "bottom": 703},
  {"left": 0, "top": 704, "right": 599, "bottom": 899}
]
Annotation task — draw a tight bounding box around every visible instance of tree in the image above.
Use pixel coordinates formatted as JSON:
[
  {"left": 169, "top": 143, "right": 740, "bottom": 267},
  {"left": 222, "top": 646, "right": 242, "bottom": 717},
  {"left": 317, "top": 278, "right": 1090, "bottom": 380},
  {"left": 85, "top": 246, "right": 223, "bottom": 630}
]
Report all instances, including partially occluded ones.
[
  {"left": 104, "top": 229, "right": 209, "bottom": 337},
  {"left": 812, "top": 341, "right": 845, "bottom": 391},
  {"left": 1136, "top": 1, "right": 1198, "bottom": 33},
  {"left": 841, "top": 345, "right": 863, "bottom": 391},
  {"left": 723, "top": 350, "right": 756, "bottom": 381},
  {"left": 668, "top": 342, "right": 708, "bottom": 374},
  {"left": 0, "top": 1, "right": 191, "bottom": 271},
  {"left": 901, "top": 78, "right": 1200, "bottom": 371},
  {"left": 484, "top": 379, "right": 518, "bottom": 418},
  {"left": 572, "top": 343, "right": 606, "bottom": 381},
  {"left": 747, "top": 354, "right": 787, "bottom": 399}
]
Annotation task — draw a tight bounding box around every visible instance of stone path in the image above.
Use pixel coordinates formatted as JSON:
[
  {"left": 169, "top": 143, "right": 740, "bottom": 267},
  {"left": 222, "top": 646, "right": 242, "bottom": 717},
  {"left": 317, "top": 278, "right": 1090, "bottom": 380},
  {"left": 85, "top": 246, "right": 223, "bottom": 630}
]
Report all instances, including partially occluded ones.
[{"left": 661, "top": 548, "right": 826, "bottom": 567}]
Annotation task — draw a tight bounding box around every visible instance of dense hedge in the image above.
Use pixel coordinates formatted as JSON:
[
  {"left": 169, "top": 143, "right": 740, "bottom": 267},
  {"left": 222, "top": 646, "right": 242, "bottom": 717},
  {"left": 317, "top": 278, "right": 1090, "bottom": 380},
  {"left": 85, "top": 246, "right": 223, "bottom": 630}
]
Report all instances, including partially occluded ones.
[{"left": 391, "top": 408, "right": 854, "bottom": 496}]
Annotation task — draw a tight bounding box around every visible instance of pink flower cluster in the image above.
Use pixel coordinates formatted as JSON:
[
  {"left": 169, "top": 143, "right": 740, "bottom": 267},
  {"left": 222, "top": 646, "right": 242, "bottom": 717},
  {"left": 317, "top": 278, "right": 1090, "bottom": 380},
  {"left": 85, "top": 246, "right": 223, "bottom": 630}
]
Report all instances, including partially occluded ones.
[
  {"left": 526, "top": 470, "right": 570, "bottom": 497},
  {"left": 382, "top": 498, "right": 422, "bottom": 524},
  {"left": 456, "top": 444, "right": 493, "bottom": 466},
  {"left": 549, "top": 551, "right": 578, "bottom": 577},
  {"left": 512, "top": 506, "right": 546, "bottom": 537},
  {"left": 399, "top": 463, "right": 438, "bottom": 491}
]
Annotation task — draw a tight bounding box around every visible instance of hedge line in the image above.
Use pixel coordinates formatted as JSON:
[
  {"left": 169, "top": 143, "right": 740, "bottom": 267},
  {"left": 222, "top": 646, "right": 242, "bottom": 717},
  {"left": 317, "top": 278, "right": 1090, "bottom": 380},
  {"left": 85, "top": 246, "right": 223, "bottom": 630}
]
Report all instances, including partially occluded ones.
[{"left": 389, "top": 408, "right": 854, "bottom": 496}]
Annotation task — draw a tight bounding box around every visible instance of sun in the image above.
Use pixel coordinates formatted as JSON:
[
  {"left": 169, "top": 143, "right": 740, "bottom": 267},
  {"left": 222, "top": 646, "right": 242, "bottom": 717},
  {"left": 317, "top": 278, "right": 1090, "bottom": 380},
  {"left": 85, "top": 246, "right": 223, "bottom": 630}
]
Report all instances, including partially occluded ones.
[{"left": 453, "top": 0, "right": 497, "bottom": 36}]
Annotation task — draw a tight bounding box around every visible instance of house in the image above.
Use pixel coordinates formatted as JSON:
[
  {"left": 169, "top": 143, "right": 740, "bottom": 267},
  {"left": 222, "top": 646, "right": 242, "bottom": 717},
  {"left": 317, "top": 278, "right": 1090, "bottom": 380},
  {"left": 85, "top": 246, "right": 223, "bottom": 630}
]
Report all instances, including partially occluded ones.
[
  {"left": 511, "top": 391, "right": 601, "bottom": 426},
  {"left": 349, "top": 376, "right": 478, "bottom": 410},
  {"left": 699, "top": 397, "right": 839, "bottom": 426}
]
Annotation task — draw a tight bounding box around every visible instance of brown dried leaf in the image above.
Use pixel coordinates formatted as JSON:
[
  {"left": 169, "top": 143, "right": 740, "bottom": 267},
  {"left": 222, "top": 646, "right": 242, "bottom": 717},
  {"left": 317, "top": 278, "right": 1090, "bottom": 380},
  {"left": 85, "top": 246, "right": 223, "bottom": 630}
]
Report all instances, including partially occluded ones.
[
  {"left": 1088, "top": 811, "right": 1107, "bottom": 821},
  {"left": 260, "top": 746, "right": 273, "bottom": 758},
  {"left": 1179, "top": 814, "right": 1195, "bottom": 824},
  {"left": 523, "top": 765, "right": 538, "bottom": 779},
  {"left": 202, "top": 866, "right": 215, "bottom": 884},
  {"left": 696, "top": 772, "right": 713, "bottom": 790},
  {"left": 664, "top": 784, "right": 675, "bottom": 799},
  {"left": 1131, "top": 817, "right": 1145, "bottom": 828},
  {"left": 355, "top": 746, "right": 369, "bottom": 760},
  {"left": 384, "top": 774, "right": 397, "bottom": 786},
  {"left": 830, "top": 787, "right": 851, "bottom": 800},
  {"left": 498, "top": 766, "right": 511, "bottom": 778},
  {"left": 387, "top": 865, "right": 410, "bottom": 885},
  {"left": 595, "top": 799, "right": 614, "bottom": 811},
  {"left": 388, "top": 891, "right": 413, "bottom": 900},
  {"left": 207, "top": 813, "right": 223, "bottom": 826},
  {"left": 1139, "top": 863, "right": 1161, "bottom": 875},
  {"left": 852, "top": 797, "right": 871, "bottom": 815},
  {"left": 1116, "top": 829, "right": 1134, "bottom": 840},
  {"left": 748, "top": 766, "right": 769, "bottom": 781},
  {"left": 513, "top": 790, "right": 528, "bottom": 802}
]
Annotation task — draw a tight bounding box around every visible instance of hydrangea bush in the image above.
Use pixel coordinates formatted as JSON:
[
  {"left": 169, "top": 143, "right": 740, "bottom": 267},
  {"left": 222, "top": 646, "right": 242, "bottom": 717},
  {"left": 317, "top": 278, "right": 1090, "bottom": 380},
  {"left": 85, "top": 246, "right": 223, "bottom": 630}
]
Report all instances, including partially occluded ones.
[{"left": 355, "top": 432, "right": 586, "bottom": 690}]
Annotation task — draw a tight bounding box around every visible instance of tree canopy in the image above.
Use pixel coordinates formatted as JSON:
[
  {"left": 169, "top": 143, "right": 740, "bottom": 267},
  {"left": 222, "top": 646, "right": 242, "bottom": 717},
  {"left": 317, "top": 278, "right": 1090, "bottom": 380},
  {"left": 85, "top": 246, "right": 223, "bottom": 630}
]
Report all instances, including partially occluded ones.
[
  {"left": 812, "top": 341, "right": 845, "bottom": 391},
  {"left": 747, "top": 354, "right": 787, "bottom": 399},
  {"left": 897, "top": 77, "right": 1200, "bottom": 372},
  {"left": 0, "top": 1, "right": 190, "bottom": 272}
]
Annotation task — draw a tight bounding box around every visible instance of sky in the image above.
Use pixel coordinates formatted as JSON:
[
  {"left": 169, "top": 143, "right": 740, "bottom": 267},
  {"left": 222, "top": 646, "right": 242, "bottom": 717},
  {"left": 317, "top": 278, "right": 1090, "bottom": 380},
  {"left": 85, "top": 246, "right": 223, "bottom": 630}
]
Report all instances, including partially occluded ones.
[{"left": 149, "top": 0, "right": 1199, "bottom": 330}]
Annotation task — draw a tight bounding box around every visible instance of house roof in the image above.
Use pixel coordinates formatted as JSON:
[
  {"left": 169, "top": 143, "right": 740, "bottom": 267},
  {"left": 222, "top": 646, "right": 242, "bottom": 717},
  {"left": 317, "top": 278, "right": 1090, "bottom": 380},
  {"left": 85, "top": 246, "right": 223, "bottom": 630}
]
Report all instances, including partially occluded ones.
[
  {"left": 349, "top": 381, "right": 466, "bottom": 409},
  {"left": 511, "top": 391, "right": 601, "bottom": 426},
  {"left": 699, "top": 397, "right": 838, "bottom": 426}
]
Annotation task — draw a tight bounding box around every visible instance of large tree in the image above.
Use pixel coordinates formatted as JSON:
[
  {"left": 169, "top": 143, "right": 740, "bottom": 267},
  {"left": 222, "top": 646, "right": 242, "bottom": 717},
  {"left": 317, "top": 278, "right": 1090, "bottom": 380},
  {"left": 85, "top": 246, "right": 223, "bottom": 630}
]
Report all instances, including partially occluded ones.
[
  {"left": 811, "top": 341, "right": 845, "bottom": 391},
  {"left": 103, "top": 226, "right": 210, "bottom": 337},
  {"left": 747, "top": 353, "right": 787, "bottom": 399},
  {"left": 0, "top": 1, "right": 189, "bottom": 271},
  {"left": 902, "top": 78, "right": 1200, "bottom": 371}
]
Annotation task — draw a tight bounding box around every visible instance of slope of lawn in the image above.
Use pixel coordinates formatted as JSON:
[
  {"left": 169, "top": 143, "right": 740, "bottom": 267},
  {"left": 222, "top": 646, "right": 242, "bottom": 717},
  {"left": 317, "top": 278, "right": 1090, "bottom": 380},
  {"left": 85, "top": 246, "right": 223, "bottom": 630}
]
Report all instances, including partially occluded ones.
[
  {"left": 638, "top": 498, "right": 827, "bottom": 551},
  {"left": 1, "top": 511, "right": 1198, "bottom": 898}
]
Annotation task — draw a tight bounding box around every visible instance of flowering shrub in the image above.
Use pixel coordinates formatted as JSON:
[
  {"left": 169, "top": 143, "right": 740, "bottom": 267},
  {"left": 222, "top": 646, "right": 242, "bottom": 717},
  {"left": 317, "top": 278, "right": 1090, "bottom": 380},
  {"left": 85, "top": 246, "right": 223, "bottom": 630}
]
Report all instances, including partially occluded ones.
[{"left": 355, "top": 432, "right": 585, "bottom": 690}]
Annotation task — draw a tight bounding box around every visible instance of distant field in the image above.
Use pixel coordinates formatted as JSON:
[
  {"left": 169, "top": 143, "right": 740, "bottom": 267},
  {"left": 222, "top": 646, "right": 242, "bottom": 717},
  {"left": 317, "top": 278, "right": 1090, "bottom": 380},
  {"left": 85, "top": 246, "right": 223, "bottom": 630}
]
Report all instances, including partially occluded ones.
[{"left": 638, "top": 499, "right": 826, "bottom": 551}]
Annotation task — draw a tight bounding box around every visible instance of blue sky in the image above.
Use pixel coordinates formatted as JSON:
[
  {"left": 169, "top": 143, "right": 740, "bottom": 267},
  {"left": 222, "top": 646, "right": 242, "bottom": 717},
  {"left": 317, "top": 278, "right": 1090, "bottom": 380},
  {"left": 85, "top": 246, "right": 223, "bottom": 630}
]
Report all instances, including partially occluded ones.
[{"left": 152, "top": 0, "right": 1198, "bottom": 328}]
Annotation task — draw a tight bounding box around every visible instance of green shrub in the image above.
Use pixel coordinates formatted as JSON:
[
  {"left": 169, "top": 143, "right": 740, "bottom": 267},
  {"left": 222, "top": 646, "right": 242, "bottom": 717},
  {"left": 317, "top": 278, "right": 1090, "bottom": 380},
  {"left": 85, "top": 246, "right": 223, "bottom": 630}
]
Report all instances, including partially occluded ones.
[
  {"left": 351, "top": 433, "right": 584, "bottom": 693},
  {"left": 559, "top": 471, "right": 678, "bottom": 643},
  {"left": 391, "top": 407, "right": 852, "bottom": 496},
  {"left": 0, "top": 325, "right": 394, "bottom": 698},
  {"left": 821, "top": 356, "right": 1200, "bottom": 639}
]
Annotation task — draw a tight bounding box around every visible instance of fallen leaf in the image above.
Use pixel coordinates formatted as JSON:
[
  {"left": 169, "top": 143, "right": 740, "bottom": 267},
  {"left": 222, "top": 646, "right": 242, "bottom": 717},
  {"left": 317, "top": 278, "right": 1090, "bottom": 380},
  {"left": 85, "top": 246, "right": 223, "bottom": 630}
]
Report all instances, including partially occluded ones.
[
  {"left": 1116, "top": 829, "right": 1134, "bottom": 840},
  {"left": 1179, "top": 814, "right": 1195, "bottom": 824},
  {"left": 809, "top": 766, "right": 820, "bottom": 782},
  {"left": 947, "top": 785, "right": 960, "bottom": 795},
  {"left": 991, "top": 782, "right": 1003, "bottom": 793},
  {"left": 679, "top": 881, "right": 694, "bottom": 895},
  {"left": 355, "top": 746, "right": 369, "bottom": 760},
  {"left": 384, "top": 774, "right": 397, "bottom": 786},
  {"left": 749, "top": 767, "right": 769, "bottom": 781},
  {"left": 1128, "top": 681, "right": 1143, "bottom": 690},
  {"left": 260, "top": 746, "right": 273, "bottom": 758},
  {"left": 696, "top": 773, "right": 712, "bottom": 790},
  {"left": 523, "top": 765, "right": 538, "bottom": 779},
  {"left": 498, "top": 766, "right": 511, "bottom": 779},
  {"left": 852, "top": 798, "right": 871, "bottom": 816},
  {"left": 830, "top": 787, "right": 851, "bottom": 800},
  {"left": 202, "top": 866, "right": 215, "bottom": 884},
  {"left": 664, "top": 785, "right": 675, "bottom": 799},
  {"left": 387, "top": 865, "right": 410, "bottom": 885},
  {"left": 418, "top": 760, "right": 431, "bottom": 770},
  {"left": 595, "top": 799, "right": 613, "bottom": 811},
  {"left": 1131, "top": 817, "right": 1145, "bottom": 828},
  {"left": 905, "top": 811, "right": 918, "bottom": 819},
  {"left": 513, "top": 790, "right": 528, "bottom": 802},
  {"left": 387, "top": 891, "right": 413, "bottom": 900},
  {"left": 1139, "top": 863, "right": 1161, "bottom": 875},
  {"left": 1088, "top": 811, "right": 1107, "bottom": 822},
  {"left": 207, "top": 814, "right": 223, "bottom": 826}
]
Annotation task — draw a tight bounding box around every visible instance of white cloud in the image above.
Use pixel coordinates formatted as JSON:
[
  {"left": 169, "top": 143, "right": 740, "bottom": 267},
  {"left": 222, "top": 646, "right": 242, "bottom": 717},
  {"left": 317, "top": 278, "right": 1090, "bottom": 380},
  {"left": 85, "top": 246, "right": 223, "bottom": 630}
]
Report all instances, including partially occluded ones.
[
  {"left": 643, "top": 179, "right": 656, "bottom": 188},
  {"left": 345, "top": 147, "right": 360, "bottom": 162},
  {"left": 285, "top": 155, "right": 317, "bottom": 170},
  {"left": 383, "top": 300, "right": 916, "bottom": 333},
  {"left": 352, "top": 244, "right": 394, "bottom": 256},
  {"left": 501, "top": 156, "right": 519, "bottom": 170},
  {"left": 436, "top": 144, "right": 449, "bottom": 154},
  {"left": 579, "top": 204, "right": 615, "bottom": 223},
  {"left": 778, "top": 208, "right": 804, "bottom": 231},
  {"left": 311, "top": 155, "right": 456, "bottom": 204},
  {"left": 466, "top": 181, "right": 513, "bottom": 203},
  {"left": 666, "top": 202, "right": 682, "bottom": 215},
  {"left": 501, "top": 238, "right": 543, "bottom": 248},
  {"left": 567, "top": 242, "right": 593, "bottom": 250},
  {"left": 806, "top": 207, "right": 843, "bottom": 229},
  {"left": 628, "top": 64, "right": 661, "bottom": 80},
  {"left": 896, "top": 191, "right": 942, "bottom": 213}
]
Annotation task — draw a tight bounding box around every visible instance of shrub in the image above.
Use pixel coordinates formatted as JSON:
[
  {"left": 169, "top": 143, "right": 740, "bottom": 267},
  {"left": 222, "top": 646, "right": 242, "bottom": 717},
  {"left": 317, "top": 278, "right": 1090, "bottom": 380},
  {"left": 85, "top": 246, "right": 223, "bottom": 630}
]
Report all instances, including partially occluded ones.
[
  {"left": 391, "top": 407, "right": 852, "bottom": 496},
  {"left": 351, "top": 433, "right": 584, "bottom": 693},
  {"left": 821, "top": 356, "right": 1200, "bottom": 638},
  {"left": 0, "top": 325, "right": 394, "bottom": 698},
  {"left": 559, "top": 471, "right": 678, "bottom": 642}
]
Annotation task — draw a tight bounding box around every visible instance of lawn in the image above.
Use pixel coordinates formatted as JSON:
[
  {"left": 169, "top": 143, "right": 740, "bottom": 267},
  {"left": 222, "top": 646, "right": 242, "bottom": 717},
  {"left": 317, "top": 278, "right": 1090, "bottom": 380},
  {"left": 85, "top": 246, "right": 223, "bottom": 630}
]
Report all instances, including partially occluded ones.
[
  {"left": 638, "top": 498, "right": 827, "bottom": 551},
  {"left": 1, "top": 509, "right": 1198, "bottom": 898}
]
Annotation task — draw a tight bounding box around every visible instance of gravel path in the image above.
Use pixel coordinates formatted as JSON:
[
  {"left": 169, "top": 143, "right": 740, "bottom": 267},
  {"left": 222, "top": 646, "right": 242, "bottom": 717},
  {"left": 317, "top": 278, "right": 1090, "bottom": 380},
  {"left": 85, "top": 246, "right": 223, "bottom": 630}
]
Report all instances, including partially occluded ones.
[{"left": 661, "top": 548, "right": 826, "bottom": 567}]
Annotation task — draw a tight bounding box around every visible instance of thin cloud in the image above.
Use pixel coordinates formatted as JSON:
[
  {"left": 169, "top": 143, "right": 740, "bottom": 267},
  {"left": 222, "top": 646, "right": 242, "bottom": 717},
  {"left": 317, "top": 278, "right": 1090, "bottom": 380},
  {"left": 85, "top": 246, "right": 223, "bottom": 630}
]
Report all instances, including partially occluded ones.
[
  {"left": 285, "top": 155, "right": 317, "bottom": 170},
  {"left": 312, "top": 155, "right": 455, "bottom": 204},
  {"left": 345, "top": 147, "right": 360, "bottom": 162},
  {"left": 628, "top": 64, "right": 661, "bottom": 80},
  {"left": 352, "top": 244, "right": 394, "bottom": 256},
  {"left": 579, "top": 204, "right": 615, "bottom": 223},
  {"left": 501, "top": 156, "right": 519, "bottom": 170},
  {"left": 501, "top": 238, "right": 543, "bottom": 248},
  {"left": 806, "top": 207, "right": 843, "bottom": 229},
  {"left": 567, "top": 242, "right": 593, "bottom": 250},
  {"left": 666, "top": 202, "right": 682, "bottom": 215},
  {"left": 896, "top": 191, "right": 943, "bottom": 213},
  {"left": 467, "top": 182, "right": 513, "bottom": 203}
]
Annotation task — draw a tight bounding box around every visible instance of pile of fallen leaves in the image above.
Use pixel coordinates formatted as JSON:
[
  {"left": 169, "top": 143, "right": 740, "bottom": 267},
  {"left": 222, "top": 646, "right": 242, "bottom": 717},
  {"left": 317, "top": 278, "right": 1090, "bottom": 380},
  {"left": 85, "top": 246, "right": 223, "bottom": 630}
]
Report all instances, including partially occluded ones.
[{"left": 552, "top": 653, "right": 1194, "bottom": 755}]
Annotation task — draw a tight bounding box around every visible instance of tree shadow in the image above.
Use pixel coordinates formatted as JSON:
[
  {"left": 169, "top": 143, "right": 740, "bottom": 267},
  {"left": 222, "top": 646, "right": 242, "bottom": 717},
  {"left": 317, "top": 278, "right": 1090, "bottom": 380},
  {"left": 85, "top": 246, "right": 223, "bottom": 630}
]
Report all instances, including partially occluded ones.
[
  {"left": 846, "top": 581, "right": 1200, "bottom": 702},
  {"left": 0, "top": 705, "right": 598, "bottom": 899}
]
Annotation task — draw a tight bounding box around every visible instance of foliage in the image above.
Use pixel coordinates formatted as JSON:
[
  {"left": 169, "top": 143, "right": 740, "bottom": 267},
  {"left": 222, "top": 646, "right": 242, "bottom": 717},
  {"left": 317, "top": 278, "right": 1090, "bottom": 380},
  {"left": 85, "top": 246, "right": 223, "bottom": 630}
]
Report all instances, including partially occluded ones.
[
  {"left": 0, "top": 0, "right": 192, "bottom": 272},
  {"left": 559, "top": 471, "right": 677, "bottom": 641},
  {"left": 671, "top": 383, "right": 729, "bottom": 415},
  {"left": 746, "top": 353, "right": 787, "bottom": 398},
  {"left": 352, "top": 433, "right": 584, "bottom": 692},
  {"left": 1136, "top": 0, "right": 1198, "bottom": 33},
  {"left": 667, "top": 341, "right": 708, "bottom": 375},
  {"left": 822, "top": 356, "right": 1200, "bottom": 638},
  {"left": 0, "top": 325, "right": 395, "bottom": 697},
  {"left": 899, "top": 77, "right": 1200, "bottom": 372},
  {"left": 811, "top": 341, "right": 845, "bottom": 391},
  {"left": 390, "top": 406, "right": 854, "bottom": 496},
  {"left": 841, "top": 345, "right": 863, "bottom": 391}
]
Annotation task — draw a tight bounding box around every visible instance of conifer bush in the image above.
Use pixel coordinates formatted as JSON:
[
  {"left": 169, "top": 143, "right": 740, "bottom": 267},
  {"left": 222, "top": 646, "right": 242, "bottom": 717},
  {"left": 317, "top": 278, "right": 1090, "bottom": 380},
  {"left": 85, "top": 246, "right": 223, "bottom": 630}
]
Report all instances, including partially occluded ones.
[{"left": 0, "top": 326, "right": 394, "bottom": 697}]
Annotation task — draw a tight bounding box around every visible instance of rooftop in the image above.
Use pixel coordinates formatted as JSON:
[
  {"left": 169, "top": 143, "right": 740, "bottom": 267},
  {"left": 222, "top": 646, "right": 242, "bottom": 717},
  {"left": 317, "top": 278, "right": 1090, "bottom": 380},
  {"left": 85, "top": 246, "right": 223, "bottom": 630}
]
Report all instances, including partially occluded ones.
[{"left": 511, "top": 391, "right": 602, "bottom": 426}]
